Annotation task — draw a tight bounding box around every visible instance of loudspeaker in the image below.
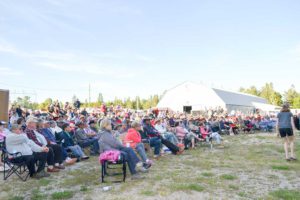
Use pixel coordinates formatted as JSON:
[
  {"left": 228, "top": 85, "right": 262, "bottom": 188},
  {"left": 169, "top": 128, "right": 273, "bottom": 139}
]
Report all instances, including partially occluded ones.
[{"left": 0, "top": 89, "right": 9, "bottom": 122}]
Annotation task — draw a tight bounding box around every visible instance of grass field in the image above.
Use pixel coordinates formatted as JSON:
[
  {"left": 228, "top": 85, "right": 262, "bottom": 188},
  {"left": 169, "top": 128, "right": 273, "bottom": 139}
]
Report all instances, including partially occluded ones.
[{"left": 1, "top": 132, "right": 300, "bottom": 200}]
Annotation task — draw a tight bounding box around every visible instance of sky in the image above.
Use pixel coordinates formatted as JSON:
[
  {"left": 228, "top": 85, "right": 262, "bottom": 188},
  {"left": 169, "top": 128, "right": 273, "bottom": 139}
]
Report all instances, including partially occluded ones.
[{"left": 0, "top": 0, "right": 300, "bottom": 103}]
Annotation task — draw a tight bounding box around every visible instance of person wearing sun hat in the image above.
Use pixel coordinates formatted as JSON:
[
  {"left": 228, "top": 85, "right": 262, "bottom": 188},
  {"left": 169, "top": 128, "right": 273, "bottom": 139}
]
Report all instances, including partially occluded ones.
[{"left": 277, "top": 103, "right": 297, "bottom": 161}]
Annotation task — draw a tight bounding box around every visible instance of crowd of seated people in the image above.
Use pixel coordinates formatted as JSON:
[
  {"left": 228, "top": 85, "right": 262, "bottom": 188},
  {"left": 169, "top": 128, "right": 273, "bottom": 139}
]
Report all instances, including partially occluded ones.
[{"left": 1, "top": 102, "right": 278, "bottom": 180}]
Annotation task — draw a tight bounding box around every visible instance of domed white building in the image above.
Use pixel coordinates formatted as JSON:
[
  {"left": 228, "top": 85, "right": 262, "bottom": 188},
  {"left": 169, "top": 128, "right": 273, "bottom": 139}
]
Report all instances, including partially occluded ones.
[{"left": 157, "top": 81, "right": 278, "bottom": 114}]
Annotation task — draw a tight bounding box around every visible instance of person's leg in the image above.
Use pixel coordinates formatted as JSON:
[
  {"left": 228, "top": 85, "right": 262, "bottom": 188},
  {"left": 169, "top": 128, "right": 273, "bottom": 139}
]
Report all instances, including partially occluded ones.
[
  {"left": 12, "top": 155, "right": 36, "bottom": 177},
  {"left": 23, "top": 155, "right": 36, "bottom": 177},
  {"left": 68, "top": 146, "right": 82, "bottom": 157},
  {"left": 212, "top": 132, "right": 221, "bottom": 144},
  {"left": 48, "top": 144, "right": 64, "bottom": 165},
  {"left": 288, "top": 135, "right": 295, "bottom": 158},
  {"left": 283, "top": 138, "right": 289, "bottom": 159},
  {"left": 46, "top": 147, "right": 55, "bottom": 168},
  {"left": 120, "top": 151, "right": 137, "bottom": 175},
  {"left": 135, "top": 143, "right": 148, "bottom": 163},
  {"left": 161, "top": 138, "right": 180, "bottom": 154},
  {"left": 33, "top": 152, "right": 47, "bottom": 173},
  {"left": 91, "top": 139, "right": 100, "bottom": 154},
  {"left": 149, "top": 137, "right": 161, "bottom": 156}
]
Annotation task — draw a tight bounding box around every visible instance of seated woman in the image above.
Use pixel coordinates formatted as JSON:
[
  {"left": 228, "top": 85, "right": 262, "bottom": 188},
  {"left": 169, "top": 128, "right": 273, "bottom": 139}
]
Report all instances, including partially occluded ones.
[
  {"left": 124, "top": 121, "right": 152, "bottom": 169},
  {"left": 199, "top": 122, "right": 210, "bottom": 140},
  {"left": 175, "top": 121, "right": 201, "bottom": 149},
  {"left": 154, "top": 119, "right": 178, "bottom": 145},
  {"left": 6, "top": 124, "right": 50, "bottom": 179},
  {"left": 209, "top": 118, "right": 223, "bottom": 146},
  {"left": 98, "top": 118, "right": 146, "bottom": 180},
  {"left": 57, "top": 123, "right": 89, "bottom": 161}
]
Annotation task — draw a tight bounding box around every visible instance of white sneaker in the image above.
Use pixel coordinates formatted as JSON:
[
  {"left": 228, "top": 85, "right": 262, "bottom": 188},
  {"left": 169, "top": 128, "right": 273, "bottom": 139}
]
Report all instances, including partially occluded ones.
[{"left": 136, "top": 162, "right": 143, "bottom": 168}]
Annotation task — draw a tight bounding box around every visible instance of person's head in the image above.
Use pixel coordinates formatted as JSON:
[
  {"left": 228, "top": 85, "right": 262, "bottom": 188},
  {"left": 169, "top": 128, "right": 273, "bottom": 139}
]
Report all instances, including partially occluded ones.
[
  {"left": 143, "top": 116, "right": 151, "bottom": 125},
  {"left": 49, "top": 120, "right": 56, "bottom": 128},
  {"left": 281, "top": 103, "right": 290, "bottom": 112},
  {"left": 0, "top": 121, "right": 7, "bottom": 131},
  {"left": 10, "top": 124, "right": 22, "bottom": 134},
  {"left": 76, "top": 121, "right": 85, "bottom": 129},
  {"left": 42, "top": 120, "right": 50, "bottom": 128},
  {"left": 62, "top": 123, "right": 71, "bottom": 132},
  {"left": 89, "top": 120, "right": 96, "bottom": 127},
  {"left": 26, "top": 117, "right": 38, "bottom": 130},
  {"left": 99, "top": 118, "right": 112, "bottom": 131},
  {"left": 16, "top": 117, "right": 25, "bottom": 125},
  {"left": 131, "top": 121, "right": 142, "bottom": 131}
]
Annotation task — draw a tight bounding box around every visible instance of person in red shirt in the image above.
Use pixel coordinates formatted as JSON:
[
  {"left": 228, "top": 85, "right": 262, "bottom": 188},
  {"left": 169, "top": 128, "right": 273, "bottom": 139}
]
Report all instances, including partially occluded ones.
[{"left": 124, "top": 121, "right": 152, "bottom": 169}]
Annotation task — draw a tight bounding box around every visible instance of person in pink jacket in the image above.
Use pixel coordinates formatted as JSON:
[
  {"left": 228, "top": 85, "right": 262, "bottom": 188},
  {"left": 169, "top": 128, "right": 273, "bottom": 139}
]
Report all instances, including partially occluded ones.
[{"left": 124, "top": 121, "right": 152, "bottom": 169}]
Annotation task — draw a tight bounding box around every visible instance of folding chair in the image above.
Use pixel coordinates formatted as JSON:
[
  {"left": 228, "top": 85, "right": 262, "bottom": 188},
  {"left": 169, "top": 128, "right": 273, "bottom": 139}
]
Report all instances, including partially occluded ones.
[
  {"left": 101, "top": 154, "right": 126, "bottom": 183},
  {"left": 2, "top": 147, "right": 30, "bottom": 181}
]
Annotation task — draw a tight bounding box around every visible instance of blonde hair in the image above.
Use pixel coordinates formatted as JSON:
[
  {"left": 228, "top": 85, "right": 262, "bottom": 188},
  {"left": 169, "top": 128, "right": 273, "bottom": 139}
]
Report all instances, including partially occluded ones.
[{"left": 99, "top": 118, "right": 112, "bottom": 130}]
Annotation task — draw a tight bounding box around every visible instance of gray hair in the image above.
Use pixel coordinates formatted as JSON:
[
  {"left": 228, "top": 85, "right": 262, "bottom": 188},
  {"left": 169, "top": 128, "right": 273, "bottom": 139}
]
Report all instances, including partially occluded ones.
[
  {"left": 99, "top": 118, "right": 111, "bottom": 130},
  {"left": 131, "top": 121, "right": 141, "bottom": 128},
  {"left": 26, "top": 117, "right": 38, "bottom": 125},
  {"left": 10, "top": 124, "right": 21, "bottom": 131}
]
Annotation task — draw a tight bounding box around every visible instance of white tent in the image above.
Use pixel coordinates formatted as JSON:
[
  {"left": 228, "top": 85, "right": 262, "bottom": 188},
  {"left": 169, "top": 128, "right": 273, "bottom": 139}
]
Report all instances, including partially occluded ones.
[
  {"left": 157, "top": 81, "right": 274, "bottom": 113},
  {"left": 157, "top": 82, "right": 225, "bottom": 112}
]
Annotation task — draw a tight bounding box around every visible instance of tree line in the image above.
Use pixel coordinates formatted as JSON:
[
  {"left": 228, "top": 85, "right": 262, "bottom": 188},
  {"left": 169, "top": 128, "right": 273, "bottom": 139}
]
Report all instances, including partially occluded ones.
[
  {"left": 239, "top": 83, "right": 300, "bottom": 108},
  {"left": 11, "top": 83, "right": 300, "bottom": 110},
  {"left": 11, "top": 94, "right": 161, "bottom": 111}
]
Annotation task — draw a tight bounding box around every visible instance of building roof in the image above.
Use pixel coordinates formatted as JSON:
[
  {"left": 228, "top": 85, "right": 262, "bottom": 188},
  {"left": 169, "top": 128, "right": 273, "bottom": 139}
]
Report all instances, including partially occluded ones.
[{"left": 212, "top": 88, "right": 267, "bottom": 107}]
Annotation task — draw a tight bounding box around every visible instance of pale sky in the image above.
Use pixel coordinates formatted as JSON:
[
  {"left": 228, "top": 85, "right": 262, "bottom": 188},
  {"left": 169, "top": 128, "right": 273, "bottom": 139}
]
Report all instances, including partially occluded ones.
[{"left": 0, "top": 0, "right": 299, "bottom": 103}]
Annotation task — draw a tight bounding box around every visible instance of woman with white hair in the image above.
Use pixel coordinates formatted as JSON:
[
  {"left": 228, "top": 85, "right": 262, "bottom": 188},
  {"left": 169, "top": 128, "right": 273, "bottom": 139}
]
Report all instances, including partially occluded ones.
[
  {"left": 6, "top": 124, "right": 50, "bottom": 179},
  {"left": 98, "top": 118, "right": 146, "bottom": 180}
]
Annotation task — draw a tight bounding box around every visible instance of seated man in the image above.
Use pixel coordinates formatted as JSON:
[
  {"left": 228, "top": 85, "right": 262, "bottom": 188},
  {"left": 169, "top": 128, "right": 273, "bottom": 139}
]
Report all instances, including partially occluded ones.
[
  {"left": 57, "top": 123, "right": 89, "bottom": 160},
  {"left": 40, "top": 120, "right": 76, "bottom": 165},
  {"left": 143, "top": 117, "right": 181, "bottom": 156},
  {"left": 25, "top": 118, "right": 60, "bottom": 173},
  {"left": 154, "top": 119, "right": 178, "bottom": 145},
  {"left": 75, "top": 121, "right": 99, "bottom": 155},
  {"left": 6, "top": 124, "right": 50, "bottom": 179},
  {"left": 124, "top": 121, "right": 152, "bottom": 169}
]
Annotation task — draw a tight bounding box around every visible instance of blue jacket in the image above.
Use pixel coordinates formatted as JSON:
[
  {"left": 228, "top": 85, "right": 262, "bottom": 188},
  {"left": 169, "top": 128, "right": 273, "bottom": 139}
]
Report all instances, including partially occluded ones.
[
  {"left": 41, "top": 128, "right": 57, "bottom": 144},
  {"left": 142, "top": 124, "right": 159, "bottom": 138}
]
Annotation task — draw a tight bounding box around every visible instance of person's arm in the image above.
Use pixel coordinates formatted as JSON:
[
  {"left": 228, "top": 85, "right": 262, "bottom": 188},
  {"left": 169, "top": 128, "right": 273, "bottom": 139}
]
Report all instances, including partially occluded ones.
[
  {"left": 291, "top": 113, "right": 296, "bottom": 131},
  {"left": 102, "top": 132, "right": 123, "bottom": 149},
  {"left": 26, "top": 135, "right": 44, "bottom": 152}
]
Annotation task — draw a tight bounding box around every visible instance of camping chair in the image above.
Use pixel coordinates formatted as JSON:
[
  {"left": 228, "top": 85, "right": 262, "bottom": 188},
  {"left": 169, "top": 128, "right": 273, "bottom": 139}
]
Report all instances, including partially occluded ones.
[
  {"left": 101, "top": 154, "right": 126, "bottom": 183},
  {"left": 1, "top": 142, "right": 30, "bottom": 181}
]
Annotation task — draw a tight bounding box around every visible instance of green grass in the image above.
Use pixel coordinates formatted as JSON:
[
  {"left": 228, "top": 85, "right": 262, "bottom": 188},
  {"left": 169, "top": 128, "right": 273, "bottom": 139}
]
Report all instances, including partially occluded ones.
[
  {"left": 201, "top": 172, "right": 214, "bottom": 177},
  {"left": 229, "top": 185, "right": 239, "bottom": 190},
  {"left": 172, "top": 183, "right": 205, "bottom": 192},
  {"left": 39, "top": 178, "right": 52, "bottom": 186},
  {"left": 220, "top": 174, "right": 237, "bottom": 180},
  {"left": 31, "top": 189, "right": 47, "bottom": 200},
  {"left": 8, "top": 197, "right": 24, "bottom": 200},
  {"left": 51, "top": 191, "right": 74, "bottom": 200},
  {"left": 80, "top": 186, "right": 88, "bottom": 192},
  {"left": 269, "top": 189, "right": 300, "bottom": 200},
  {"left": 238, "top": 192, "right": 247, "bottom": 197},
  {"left": 271, "top": 165, "right": 290, "bottom": 170},
  {"left": 140, "top": 190, "right": 156, "bottom": 196}
]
